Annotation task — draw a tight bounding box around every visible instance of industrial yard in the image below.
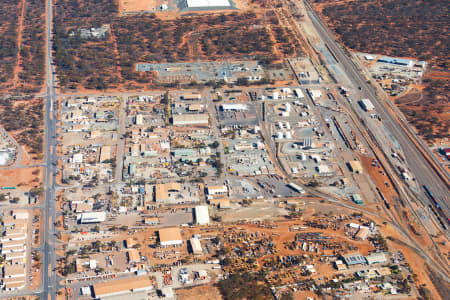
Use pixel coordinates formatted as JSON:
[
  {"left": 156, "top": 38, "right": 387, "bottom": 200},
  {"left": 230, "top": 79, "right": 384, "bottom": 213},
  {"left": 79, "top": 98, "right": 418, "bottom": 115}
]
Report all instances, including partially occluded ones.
[
  {"left": 0, "top": 0, "right": 448, "bottom": 299},
  {"left": 48, "top": 75, "right": 449, "bottom": 299}
]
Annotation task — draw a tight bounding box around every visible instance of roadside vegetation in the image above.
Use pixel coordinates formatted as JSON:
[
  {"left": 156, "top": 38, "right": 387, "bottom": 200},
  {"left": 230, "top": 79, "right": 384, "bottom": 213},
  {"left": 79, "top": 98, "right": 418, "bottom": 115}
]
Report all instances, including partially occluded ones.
[
  {"left": 0, "top": 98, "right": 44, "bottom": 157},
  {"left": 0, "top": 0, "right": 45, "bottom": 93}
]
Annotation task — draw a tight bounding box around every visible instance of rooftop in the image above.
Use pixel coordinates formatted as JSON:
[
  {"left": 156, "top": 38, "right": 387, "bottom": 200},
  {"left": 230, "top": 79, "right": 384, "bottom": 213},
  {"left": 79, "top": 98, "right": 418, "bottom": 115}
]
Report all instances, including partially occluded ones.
[
  {"left": 93, "top": 276, "right": 152, "bottom": 297},
  {"left": 158, "top": 227, "right": 183, "bottom": 243}
]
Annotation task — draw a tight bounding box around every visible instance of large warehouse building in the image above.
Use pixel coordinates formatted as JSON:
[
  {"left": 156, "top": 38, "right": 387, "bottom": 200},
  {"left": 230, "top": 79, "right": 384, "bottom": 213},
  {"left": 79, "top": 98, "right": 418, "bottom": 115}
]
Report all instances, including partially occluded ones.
[
  {"left": 158, "top": 227, "right": 183, "bottom": 247},
  {"left": 77, "top": 212, "right": 106, "bottom": 224},
  {"left": 172, "top": 113, "right": 209, "bottom": 126},
  {"left": 92, "top": 276, "right": 153, "bottom": 299},
  {"left": 194, "top": 205, "right": 210, "bottom": 225},
  {"left": 186, "top": 0, "right": 231, "bottom": 8}
]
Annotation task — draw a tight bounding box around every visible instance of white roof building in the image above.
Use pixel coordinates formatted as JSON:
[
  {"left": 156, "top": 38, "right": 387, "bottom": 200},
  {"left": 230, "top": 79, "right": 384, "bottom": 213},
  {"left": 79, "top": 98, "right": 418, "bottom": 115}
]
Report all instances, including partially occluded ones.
[
  {"left": 317, "top": 165, "right": 330, "bottom": 174},
  {"left": 78, "top": 212, "right": 106, "bottom": 224},
  {"left": 294, "top": 88, "right": 304, "bottom": 98},
  {"left": 189, "top": 238, "right": 203, "bottom": 255},
  {"left": 221, "top": 103, "right": 248, "bottom": 111},
  {"left": 173, "top": 114, "right": 209, "bottom": 126},
  {"left": 359, "top": 99, "right": 375, "bottom": 111},
  {"left": 160, "top": 287, "right": 174, "bottom": 298},
  {"left": 12, "top": 210, "right": 29, "bottom": 220},
  {"left": 186, "top": 0, "right": 231, "bottom": 7},
  {"left": 365, "top": 252, "right": 387, "bottom": 265},
  {"left": 73, "top": 153, "right": 83, "bottom": 164},
  {"left": 207, "top": 185, "right": 228, "bottom": 195},
  {"left": 308, "top": 89, "right": 322, "bottom": 99},
  {"left": 0, "top": 152, "right": 9, "bottom": 166},
  {"left": 194, "top": 206, "right": 210, "bottom": 225}
]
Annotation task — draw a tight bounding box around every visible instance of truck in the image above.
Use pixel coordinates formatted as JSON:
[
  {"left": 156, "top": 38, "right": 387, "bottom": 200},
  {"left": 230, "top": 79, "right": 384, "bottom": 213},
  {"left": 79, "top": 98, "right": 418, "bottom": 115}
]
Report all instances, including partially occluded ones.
[{"left": 359, "top": 99, "right": 375, "bottom": 111}]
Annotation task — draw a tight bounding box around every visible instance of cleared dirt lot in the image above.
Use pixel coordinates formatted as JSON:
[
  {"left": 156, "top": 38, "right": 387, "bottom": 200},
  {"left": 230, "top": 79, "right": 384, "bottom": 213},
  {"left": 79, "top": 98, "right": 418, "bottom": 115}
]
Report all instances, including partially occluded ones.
[
  {"left": 176, "top": 283, "right": 223, "bottom": 300},
  {"left": 119, "top": 0, "right": 160, "bottom": 13},
  {"left": 0, "top": 167, "right": 42, "bottom": 189}
]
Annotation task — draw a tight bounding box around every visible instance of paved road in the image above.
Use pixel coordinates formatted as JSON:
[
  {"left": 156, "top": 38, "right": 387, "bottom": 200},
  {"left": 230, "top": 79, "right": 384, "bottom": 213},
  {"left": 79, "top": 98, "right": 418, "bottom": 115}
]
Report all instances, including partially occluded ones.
[
  {"left": 205, "top": 92, "right": 229, "bottom": 183},
  {"left": 114, "top": 96, "right": 126, "bottom": 185},
  {"left": 41, "top": 0, "right": 58, "bottom": 298},
  {"left": 303, "top": 0, "right": 450, "bottom": 219}
]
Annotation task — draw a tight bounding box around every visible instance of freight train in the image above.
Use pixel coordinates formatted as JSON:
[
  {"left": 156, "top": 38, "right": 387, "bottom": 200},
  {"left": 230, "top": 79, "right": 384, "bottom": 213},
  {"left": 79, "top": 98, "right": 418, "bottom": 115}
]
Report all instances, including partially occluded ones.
[{"left": 424, "top": 185, "right": 449, "bottom": 229}]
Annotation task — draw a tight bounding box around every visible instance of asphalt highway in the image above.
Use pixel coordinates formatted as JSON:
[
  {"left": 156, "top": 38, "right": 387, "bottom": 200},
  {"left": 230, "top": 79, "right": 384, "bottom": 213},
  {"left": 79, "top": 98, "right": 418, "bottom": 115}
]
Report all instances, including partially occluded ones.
[{"left": 41, "top": 0, "right": 58, "bottom": 298}]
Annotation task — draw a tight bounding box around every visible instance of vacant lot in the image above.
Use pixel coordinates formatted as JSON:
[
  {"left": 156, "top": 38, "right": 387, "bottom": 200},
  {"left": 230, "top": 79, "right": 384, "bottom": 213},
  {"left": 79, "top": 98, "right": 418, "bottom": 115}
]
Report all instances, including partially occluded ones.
[
  {"left": 0, "top": 0, "right": 46, "bottom": 94},
  {"left": 176, "top": 284, "right": 223, "bottom": 300},
  {"left": 0, "top": 0, "right": 21, "bottom": 88},
  {"left": 313, "top": 0, "right": 449, "bottom": 142},
  {"left": 53, "top": 0, "right": 302, "bottom": 91},
  {"left": 0, "top": 98, "right": 44, "bottom": 159},
  {"left": 16, "top": 0, "right": 46, "bottom": 93}
]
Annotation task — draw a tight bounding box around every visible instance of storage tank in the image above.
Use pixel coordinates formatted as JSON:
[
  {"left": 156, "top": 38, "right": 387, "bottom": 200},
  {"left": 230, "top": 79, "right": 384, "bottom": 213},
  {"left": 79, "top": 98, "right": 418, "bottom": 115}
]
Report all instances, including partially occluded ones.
[
  {"left": 285, "top": 131, "right": 292, "bottom": 139},
  {"left": 277, "top": 132, "right": 284, "bottom": 139},
  {"left": 300, "top": 153, "right": 306, "bottom": 161}
]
